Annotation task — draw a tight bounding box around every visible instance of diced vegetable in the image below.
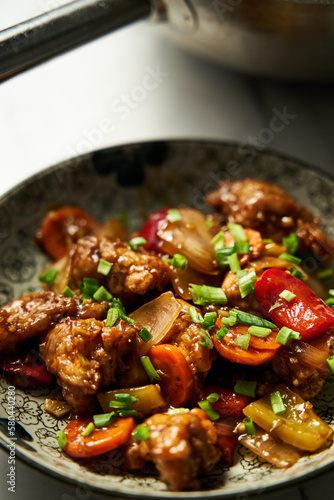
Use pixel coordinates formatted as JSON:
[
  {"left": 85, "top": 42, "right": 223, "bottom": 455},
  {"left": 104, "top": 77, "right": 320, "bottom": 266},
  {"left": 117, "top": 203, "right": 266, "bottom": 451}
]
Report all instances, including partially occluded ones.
[
  {"left": 254, "top": 269, "right": 334, "bottom": 340},
  {"left": 243, "top": 385, "right": 333, "bottom": 451},
  {"left": 214, "top": 422, "right": 237, "bottom": 465},
  {"left": 204, "top": 385, "right": 252, "bottom": 417},
  {"left": 2, "top": 353, "right": 52, "bottom": 389},
  {"left": 129, "top": 291, "right": 182, "bottom": 356},
  {"left": 97, "top": 385, "right": 166, "bottom": 417}
]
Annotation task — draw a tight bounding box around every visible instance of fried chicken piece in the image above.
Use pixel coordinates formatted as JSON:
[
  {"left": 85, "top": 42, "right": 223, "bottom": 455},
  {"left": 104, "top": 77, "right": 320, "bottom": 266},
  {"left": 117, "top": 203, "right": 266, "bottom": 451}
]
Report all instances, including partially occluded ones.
[
  {"left": 126, "top": 408, "right": 220, "bottom": 491},
  {"left": 65, "top": 235, "right": 171, "bottom": 304},
  {"left": 168, "top": 312, "right": 216, "bottom": 399},
  {"left": 296, "top": 220, "right": 334, "bottom": 263},
  {"left": 40, "top": 317, "right": 139, "bottom": 414},
  {"left": 205, "top": 179, "right": 313, "bottom": 242},
  {"left": 0, "top": 291, "right": 78, "bottom": 353}
]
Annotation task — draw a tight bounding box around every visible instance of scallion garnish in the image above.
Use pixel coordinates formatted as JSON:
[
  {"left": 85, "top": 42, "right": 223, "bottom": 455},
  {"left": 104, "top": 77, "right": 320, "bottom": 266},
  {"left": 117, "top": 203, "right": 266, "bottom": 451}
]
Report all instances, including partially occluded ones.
[
  {"left": 55, "top": 429, "right": 67, "bottom": 449},
  {"left": 270, "top": 390, "right": 286, "bottom": 415},
  {"left": 211, "top": 231, "right": 225, "bottom": 250},
  {"left": 189, "top": 306, "right": 204, "bottom": 324},
  {"left": 81, "top": 422, "right": 95, "bottom": 437},
  {"left": 198, "top": 400, "right": 220, "bottom": 421},
  {"left": 80, "top": 277, "right": 100, "bottom": 299},
  {"left": 290, "top": 266, "right": 305, "bottom": 281},
  {"left": 167, "top": 408, "right": 189, "bottom": 415},
  {"left": 206, "top": 393, "right": 220, "bottom": 403},
  {"left": 227, "top": 222, "right": 248, "bottom": 243},
  {"left": 167, "top": 208, "right": 183, "bottom": 222},
  {"left": 279, "top": 289, "right": 296, "bottom": 302},
  {"left": 97, "top": 258, "right": 113, "bottom": 276},
  {"left": 118, "top": 409, "right": 138, "bottom": 417},
  {"left": 235, "top": 332, "right": 250, "bottom": 350},
  {"left": 234, "top": 380, "right": 257, "bottom": 397},
  {"left": 62, "top": 285, "right": 75, "bottom": 297},
  {"left": 138, "top": 327, "right": 153, "bottom": 343},
  {"left": 220, "top": 316, "right": 237, "bottom": 327},
  {"left": 263, "top": 238, "right": 274, "bottom": 244},
  {"left": 325, "top": 297, "right": 334, "bottom": 309},
  {"left": 203, "top": 311, "right": 218, "bottom": 330},
  {"left": 106, "top": 308, "right": 119, "bottom": 327},
  {"left": 317, "top": 268, "right": 334, "bottom": 281},
  {"left": 215, "top": 246, "right": 235, "bottom": 267},
  {"left": 327, "top": 355, "right": 334, "bottom": 374},
  {"left": 279, "top": 252, "right": 302, "bottom": 265},
  {"left": 140, "top": 356, "right": 161, "bottom": 381},
  {"left": 128, "top": 236, "right": 147, "bottom": 251},
  {"left": 228, "top": 252, "right": 241, "bottom": 273},
  {"left": 234, "top": 242, "right": 251, "bottom": 254},
  {"left": 282, "top": 233, "right": 299, "bottom": 254},
  {"left": 109, "top": 401, "right": 128, "bottom": 409},
  {"left": 237, "top": 269, "right": 257, "bottom": 298},
  {"left": 275, "top": 326, "right": 295, "bottom": 345},
  {"left": 93, "top": 412, "right": 117, "bottom": 428},
  {"left": 171, "top": 253, "right": 188, "bottom": 270},
  {"left": 248, "top": 325, "right": 272, "bottom": 337},
  {"left": 39, "top": 269, "right": 58, "bottom": 285},
  {"left": 199, "top": 329, "right": 214, "bottom": 349},
  {"left": 133, "top": 424, "right": 151, "bottom": 441},
  {"left": 93, "top": 286, "right": 112, "bottom": 302},
  {"left": 230, "top": 309, "right": 277, "bottom": 329},
  {"left": 118, "top": 211, "right": 128, "bottom": 227},
  {"left": 243, "top": 417, "right": 256, "bottom": 436},
  {"left": 189, "top": 284, "right": 228, "bottom": 306},
  {"left": 269, "top": 301, "right": 281, "bottom": 312},
  {"left": 115, "top": 393, "right": 138, "bottom": 404},
  {"left": 215, "top": 326, "right": 228, "bottom": 340}
]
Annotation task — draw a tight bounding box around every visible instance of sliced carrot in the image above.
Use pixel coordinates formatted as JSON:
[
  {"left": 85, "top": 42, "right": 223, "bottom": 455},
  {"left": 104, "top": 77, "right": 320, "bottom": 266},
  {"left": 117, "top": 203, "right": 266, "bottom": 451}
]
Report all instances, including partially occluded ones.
[
  {"left": 38, "top": 206, "right": 100, "bottom": 260},
  {"left": 63, "top": 417, "right": 135, "bottom": 458},
  {"left": 148, "top": 344, "right": 194, "bottom": 406},
  {"left": 213, "top": 324, "right": 280, "bottom": 366}
]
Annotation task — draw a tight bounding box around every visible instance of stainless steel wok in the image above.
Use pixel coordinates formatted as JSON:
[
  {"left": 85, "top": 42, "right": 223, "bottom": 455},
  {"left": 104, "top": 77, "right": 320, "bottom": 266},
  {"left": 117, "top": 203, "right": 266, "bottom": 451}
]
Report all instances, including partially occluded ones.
[{"left": 1, "top": 0, "right": 334, "bottom": 81}]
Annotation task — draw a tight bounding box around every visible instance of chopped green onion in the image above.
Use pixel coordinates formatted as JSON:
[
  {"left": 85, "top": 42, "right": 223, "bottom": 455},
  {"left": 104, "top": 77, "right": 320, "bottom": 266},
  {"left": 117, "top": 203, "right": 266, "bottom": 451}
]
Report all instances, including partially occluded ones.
[
  {"left": 167, "top": 408, "right": 189, "bottom": 415},
  {"left": 329, "top": 289, "right": 334, "bottom": 297},
  {"left": 199, "top": 329, "right": 214, "bottom": 349},
  {"left": 133, "top": 424, "right": 151, "bottom": 441},
  {"left": 290, "top": 331, "right": 301, "bottom": 340},
  {"left": 263, "top": 238, "right": 274, "bottom": 244},
  {"left": 106, "top": 308, "right": 119, "bottom": 327},
  {"left": 230, "top": 309, "right": 277, "bottom": 329},
  {"left": 290, "top": 266, "right": 305, "bottom": 281},
  {"left": 270, "top": 390, "right": 286, "bottom": 415},
  {"left": 243, "top": 417, "right": 256, "bottom": 436},
  {"left": 317, "top": 268, "right": 334, "bottom": 280},
  {"left": 80, "top": 277, "right": 100, "bottom": 299},
  {"left": 81, "top": 422, "right": 95, "bottom": 437},
  {"left": 227, "top": 222, "right": 248, "bottom": 243},
  {"left": 211, "top": 231, "right": 225, "bottom": 250},
  {"left": 119, "top": 312, "right": 136, "bottom": 325},
  {"left": 198, "top": 400, "right": 220, "bottom": 421},
  {"left": 234, "top": 242, "right": 251, "bottom": 254},
  {"left": 206, "top": 393, "right": 220, "bottom": 403},
  {"left": 115, "top": 393, "right": 138, "bottom": 404},
  {"left": 62, "top": 285, "right": 75, "bottom": 297},
  {"left": 282, "top": 233, "right": 299, "bottom": 254},
  {"left": 237, "top": 269, "right": 257, "bottom": 298},
  {"left": 118, "top": 409, "right": 138, "bottom": 417},
  {"left": 93, "top": 412, "right": 117, "bottom": 428},
  {"left": 167, "top": 208, "right": 183, "bottom": 222},
  {"left": 110, "top": 297, "right": 126, "bottom": 313},
  {"left": 55, "top": 429, "right": 67, "bottom": 449},
  {"left": 279, "top": 289, "right": 296, "bottom": 302},
  {"left": 128, "top": 237, "right": 147, "bottom": 251},
  {"left": 327, "top": 356, "right": 334, "bottom": 374},
  {"left": 275, "top": 326, "right": 294, "bottom": 345},
  {"left": 171, "top": 253, "right": 188, "bottom": 270},
  {"left": 97, "top": 258, "right": 113, "bottom": 276},
  {"left": 203, "top": 311, "right": 218, "bottom": 330},
  {"left": 215, "top": 246, "right": 235, "bottom": 267},
  {"left": 39, "top": 269, "right": 58, "bottom": 285},
  {"left": 248, "top": 325, "right": 272, "bottom": 337},
  {"left": 140, "top": 356, "right": 161, "bottom": 381},
  {"left": 109, "top": 401, "right": 128, "bottom": 409},
  {"left": 325, "top": 297, "right": 334, "bottom": 310},
  {"left": 206, "top": 216, "right": 214, "bottom": 228},
  {"left": 228, "top": 252, "right": 241, "bottom": 273},
  {"left": 189, "top": 284, "right": 228, "bottom": 306},
  {"left": 220, "top": 316, "right": 237, "bottom": 327},
  {"left": 235, "top": 332, "right": 250, "bottom": 350},
  {"left": 189, "top": 306, "right": 204, "bottom": 324},
  {"left": 215, "top": 326, "right": 228, "bottom": 340},
  {"left": 118, "top": 211, "right": 128, "bottom": 227},
  {"left": 269, "top": 301, "right": 281, "bottom": 312},
  {"left": 234, "top": 380, "right": 257, "bottom": 398},
  {"left": 138, "top": 327, "right": 153, "bottom": 343},
  {"left": 93, "top": 286, "right": 112, "bottom": 302},
  {"left": 279, "top": 252, "right": 302, "bottom": 265}
]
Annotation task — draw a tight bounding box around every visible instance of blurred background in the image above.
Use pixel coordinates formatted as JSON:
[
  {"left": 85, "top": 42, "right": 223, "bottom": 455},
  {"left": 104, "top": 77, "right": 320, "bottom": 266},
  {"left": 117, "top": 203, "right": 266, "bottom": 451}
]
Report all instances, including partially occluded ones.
[{"left": 1, "top": 1, "right": 334, "bottom": 499}]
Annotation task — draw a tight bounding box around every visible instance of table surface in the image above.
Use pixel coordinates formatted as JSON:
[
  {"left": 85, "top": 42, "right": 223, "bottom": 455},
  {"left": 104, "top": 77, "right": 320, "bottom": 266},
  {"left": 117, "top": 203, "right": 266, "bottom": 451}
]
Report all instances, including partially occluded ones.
[{"left": 1, "top": 2, "right": 334, "bottom": 499}]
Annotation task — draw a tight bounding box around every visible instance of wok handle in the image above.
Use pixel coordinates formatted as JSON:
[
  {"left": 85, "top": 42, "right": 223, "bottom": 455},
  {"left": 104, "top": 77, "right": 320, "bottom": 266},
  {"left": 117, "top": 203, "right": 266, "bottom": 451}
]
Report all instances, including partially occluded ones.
[{"left": 0, "top": 0, "right": 153, "bottom": 81}]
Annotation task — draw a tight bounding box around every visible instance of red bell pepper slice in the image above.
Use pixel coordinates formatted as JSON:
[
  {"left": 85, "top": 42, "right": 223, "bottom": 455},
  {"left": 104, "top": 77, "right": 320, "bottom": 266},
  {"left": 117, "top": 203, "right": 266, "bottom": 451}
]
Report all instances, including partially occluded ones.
[
  {"left": 2, "top": 353, "right": 52, "bottom": 388},
  {"left": 137, "top": 208, "right": 168, "bottom": 253},
  {"left": 254, "top": 268, "right": 334, "bottom": 340}
]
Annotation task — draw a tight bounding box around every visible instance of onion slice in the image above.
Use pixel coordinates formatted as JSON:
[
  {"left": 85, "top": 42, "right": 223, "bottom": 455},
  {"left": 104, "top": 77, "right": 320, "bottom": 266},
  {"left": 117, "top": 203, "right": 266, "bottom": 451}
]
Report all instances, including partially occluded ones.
[{"left": 129, "top": 291, "right": 182, "bottom": 356}]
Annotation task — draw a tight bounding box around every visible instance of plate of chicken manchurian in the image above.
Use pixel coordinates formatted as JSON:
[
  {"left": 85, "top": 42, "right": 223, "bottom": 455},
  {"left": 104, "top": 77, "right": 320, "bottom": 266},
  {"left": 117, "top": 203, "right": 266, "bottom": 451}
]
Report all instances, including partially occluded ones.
[{"left": 1, "top": 141, "right": 334, "bottom": 497}]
